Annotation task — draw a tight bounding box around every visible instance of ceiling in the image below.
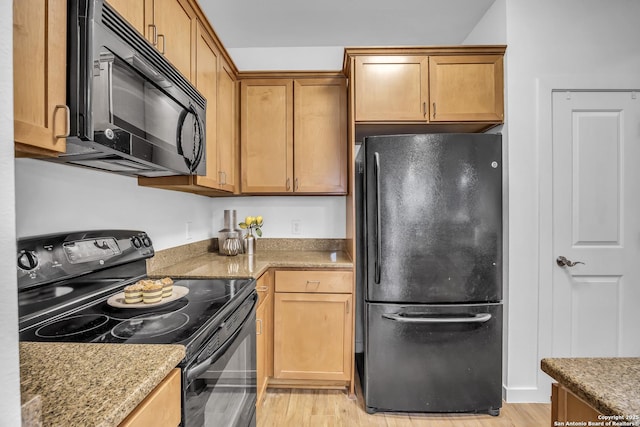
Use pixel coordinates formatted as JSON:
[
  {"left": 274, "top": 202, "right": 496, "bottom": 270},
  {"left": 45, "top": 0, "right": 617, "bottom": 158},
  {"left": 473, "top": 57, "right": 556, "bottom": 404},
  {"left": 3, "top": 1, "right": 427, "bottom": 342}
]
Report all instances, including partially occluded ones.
[{"left": 200, "top": 0, "right": 497, "bottom": 49}]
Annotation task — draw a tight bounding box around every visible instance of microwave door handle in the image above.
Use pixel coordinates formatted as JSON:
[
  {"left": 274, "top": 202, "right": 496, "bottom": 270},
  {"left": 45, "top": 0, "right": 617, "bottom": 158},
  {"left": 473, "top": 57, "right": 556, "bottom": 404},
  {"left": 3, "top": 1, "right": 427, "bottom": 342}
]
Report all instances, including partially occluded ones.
[
  {"left": 374, "top": 152, "right": 382, "bottom": 284},
  {"left": 382, "top": 313, "right": 493, "bottom": 324}
]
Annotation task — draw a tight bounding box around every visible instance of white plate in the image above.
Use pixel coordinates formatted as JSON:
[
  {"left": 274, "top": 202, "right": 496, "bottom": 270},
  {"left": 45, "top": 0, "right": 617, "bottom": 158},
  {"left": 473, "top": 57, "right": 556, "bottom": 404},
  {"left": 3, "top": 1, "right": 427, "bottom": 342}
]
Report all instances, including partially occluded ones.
[{"left": 106, "top": 285, "right": 189, "bottom": 308}]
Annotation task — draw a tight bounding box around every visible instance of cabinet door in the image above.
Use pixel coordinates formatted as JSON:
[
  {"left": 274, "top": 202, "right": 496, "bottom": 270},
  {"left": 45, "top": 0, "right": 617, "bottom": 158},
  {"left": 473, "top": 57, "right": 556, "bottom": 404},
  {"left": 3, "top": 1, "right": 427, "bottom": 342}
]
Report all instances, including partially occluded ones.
[
  {"left": 274, "top": 292, "right": 352, "bottom": 381},
  {"left": 354, "top": 56, "right": 429, "bottom": 121},
  {"left": 241, "top": 80, "right": 293, "bottom": 193},
  {"left": 118, "top": 368, "right": 181, "bottom": 427},
  {"left": 294, "top": 79, "right": 347, "bottom": 194},
  {"left": 193, "top": 21, "right": 220, "bottom": 189},
  {"left": 256, "top": 294, "right": 267, "bottom": 405},
  {"left": 217, "top": 59, "right": 238, "bottom": 193},
  {"left": 13, "top": 0, "right": 67, "bottom": 155},
  {"left": 153, "top": 0, "right": 195, "bottom": 81},
  {"left": 429, "top": 55, "right": 504, "bottom": 122},
  {"left": 106, "top": 0, "right": 150, "bottom": 36}
]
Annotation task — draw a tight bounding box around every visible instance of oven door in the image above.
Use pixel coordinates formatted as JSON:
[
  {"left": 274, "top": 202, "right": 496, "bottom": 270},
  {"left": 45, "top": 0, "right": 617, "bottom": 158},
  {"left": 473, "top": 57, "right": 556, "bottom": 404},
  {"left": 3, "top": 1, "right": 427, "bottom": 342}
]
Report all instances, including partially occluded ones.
[{"left": 183, "top": 295, "right": 257, "bottom": 427}]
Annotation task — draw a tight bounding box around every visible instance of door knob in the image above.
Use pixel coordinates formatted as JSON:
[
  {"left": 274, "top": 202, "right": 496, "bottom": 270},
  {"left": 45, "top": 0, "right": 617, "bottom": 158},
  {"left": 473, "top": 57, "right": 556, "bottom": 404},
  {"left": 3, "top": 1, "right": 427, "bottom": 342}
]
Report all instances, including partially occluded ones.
[{"left": 556, "top": 256, "right": 585, "bottom": 267}]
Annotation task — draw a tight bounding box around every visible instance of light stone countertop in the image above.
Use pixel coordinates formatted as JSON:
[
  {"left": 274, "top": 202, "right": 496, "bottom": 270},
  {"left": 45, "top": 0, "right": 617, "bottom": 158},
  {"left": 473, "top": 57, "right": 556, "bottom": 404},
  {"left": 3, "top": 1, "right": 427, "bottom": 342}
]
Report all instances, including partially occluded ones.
[
  {"left": 148, "top": 250, "right": 353, "bottom": 279},
  {"left": 19, "top": 342, "right": 185, "bottom": 427},
  {"left": 541, "top": 357, "right": 640, "bottom": 417}
]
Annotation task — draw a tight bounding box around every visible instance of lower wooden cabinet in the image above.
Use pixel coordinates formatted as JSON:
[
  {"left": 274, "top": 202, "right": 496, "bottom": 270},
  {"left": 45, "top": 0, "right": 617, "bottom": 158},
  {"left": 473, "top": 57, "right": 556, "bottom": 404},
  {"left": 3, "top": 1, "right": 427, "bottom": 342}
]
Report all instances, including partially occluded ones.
[
  {"left": 551, "top": 383, "right": 602, "bottom": 426},
  {"left": 272, "top": 269, "right": 353, "bottom": 385},
  {"left": 119, "top": 368, "right": 181, "bottom": 427},
  {"left": 273, "top": 292, "right": 352, "bottom": 381},
  {"left": 255, "top": 270, "right": 273, "bottom": 406}
]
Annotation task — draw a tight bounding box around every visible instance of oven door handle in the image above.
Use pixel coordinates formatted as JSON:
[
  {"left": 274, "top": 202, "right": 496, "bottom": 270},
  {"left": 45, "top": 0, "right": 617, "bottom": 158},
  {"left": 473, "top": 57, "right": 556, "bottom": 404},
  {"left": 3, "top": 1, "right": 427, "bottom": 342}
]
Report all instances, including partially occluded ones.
[
  {"left": 186, "top": 292, "right": 257, "bottom": 382},
  {"left": 186, "top": 324, "right": 244, "bottom": 382}
]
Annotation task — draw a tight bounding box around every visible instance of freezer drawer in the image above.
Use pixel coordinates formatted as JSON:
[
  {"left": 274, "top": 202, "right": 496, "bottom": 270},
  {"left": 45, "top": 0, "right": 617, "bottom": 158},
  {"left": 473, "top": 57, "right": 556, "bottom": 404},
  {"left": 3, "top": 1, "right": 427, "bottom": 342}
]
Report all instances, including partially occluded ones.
[{"left": 363, "top": 302, "right": 502, "bottom": 415}]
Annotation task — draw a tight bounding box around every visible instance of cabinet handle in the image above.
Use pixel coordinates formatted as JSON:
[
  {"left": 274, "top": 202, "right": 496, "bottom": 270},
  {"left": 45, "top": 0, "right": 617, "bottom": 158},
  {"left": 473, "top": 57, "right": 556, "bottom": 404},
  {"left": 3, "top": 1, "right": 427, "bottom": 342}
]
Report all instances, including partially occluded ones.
[
  {"left": 346, "top": 300, "right": 350, "bottom": 314},
  {"left": 294, "top": 178, "right": 299, "bottom": 191},
  {"left": 423, "top": 101, "right": 427, "bottom": 118},
  {"left": 256, "top": 286, "right": 268, "bottom": 292},
  {"left": 306, "top": 280, "right": 320, "bottom": 289},
  {"left": 256, "top": 318, "right": 263, "bottom": 335},
  {"left": 286, "top": 178, "right": 291, "bottom": 191},
  {"left": 147, "top": 24, "right": 158, "bottom": 45},
  {"left": 157, "top": 34, "right": 166, "bottom": 54},
  {"left": 222, "top": 171, "right": 226, "bottom": 185},
  {"left": 54, "top": 105, "right": 70, "bottom": 139},
  {"left": 433, "top": 102, "right": 436, "bottom": 119}
]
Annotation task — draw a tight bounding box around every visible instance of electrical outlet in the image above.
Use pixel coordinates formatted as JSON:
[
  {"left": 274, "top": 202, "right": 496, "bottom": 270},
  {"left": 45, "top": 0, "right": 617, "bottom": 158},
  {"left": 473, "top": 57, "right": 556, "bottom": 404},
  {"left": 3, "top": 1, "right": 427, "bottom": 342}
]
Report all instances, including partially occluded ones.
[
  {"left": 185, "top": 221, "right": 192, "bottom": 240},
  {"left": 291, "top": 219, "right": 301, "bottom": 235}
]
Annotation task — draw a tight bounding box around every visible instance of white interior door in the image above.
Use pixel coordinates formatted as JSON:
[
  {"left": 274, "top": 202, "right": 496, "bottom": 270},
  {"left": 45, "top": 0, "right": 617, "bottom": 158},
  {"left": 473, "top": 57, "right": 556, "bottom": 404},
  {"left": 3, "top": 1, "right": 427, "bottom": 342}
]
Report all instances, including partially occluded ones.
[{"left": 552, "top": 91, "right": 640, "bottom": 357}]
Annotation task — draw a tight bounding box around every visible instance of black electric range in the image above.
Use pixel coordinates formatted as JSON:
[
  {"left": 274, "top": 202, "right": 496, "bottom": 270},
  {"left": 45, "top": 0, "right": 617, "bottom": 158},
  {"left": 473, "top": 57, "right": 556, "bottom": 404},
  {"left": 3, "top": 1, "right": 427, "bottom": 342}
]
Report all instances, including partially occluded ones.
[{"left": 17, "top": 230, "right": 258, "bottom": 427}]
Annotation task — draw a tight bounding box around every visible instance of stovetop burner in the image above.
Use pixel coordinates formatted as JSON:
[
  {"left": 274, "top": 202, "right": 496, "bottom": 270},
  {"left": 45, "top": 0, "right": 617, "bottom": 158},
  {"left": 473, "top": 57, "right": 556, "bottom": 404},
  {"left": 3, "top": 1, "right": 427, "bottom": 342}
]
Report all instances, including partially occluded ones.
[
  {"left": 111, "top": 312, "right": 190, "bottom": 339},
  {"left": 19, "top": 277, "right": 255, "bottom": 357},
  {"left": 35, "top": 314, "right": 110, "bottom": 338}
]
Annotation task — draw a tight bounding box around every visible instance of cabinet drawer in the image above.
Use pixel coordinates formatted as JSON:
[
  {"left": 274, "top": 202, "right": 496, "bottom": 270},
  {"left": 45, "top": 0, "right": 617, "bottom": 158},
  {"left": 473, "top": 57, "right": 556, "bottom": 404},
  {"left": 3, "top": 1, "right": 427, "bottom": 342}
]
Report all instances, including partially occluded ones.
[{"left": 275, "top": 270, "right": 352, "bottom": 293}]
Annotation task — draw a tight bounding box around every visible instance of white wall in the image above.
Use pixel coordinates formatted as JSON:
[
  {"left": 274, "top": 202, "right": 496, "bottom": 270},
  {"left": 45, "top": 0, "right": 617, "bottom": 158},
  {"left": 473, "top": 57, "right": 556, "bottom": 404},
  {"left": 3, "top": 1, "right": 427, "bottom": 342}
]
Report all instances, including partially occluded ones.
[
  {"left": 228, "top": 46, "right": 344, "bottom": 71},
  {"left": 15, "top": 159, "right": 214, "bottom": 250},
  {"left": 211, "top": 196, "right": 346, "bottom": 238},
  {"left": 466, "top": 0, "right": 640, "bottom": 402},
  {"left": 1, "top": 1, "right": 22, "bottom": 425}
]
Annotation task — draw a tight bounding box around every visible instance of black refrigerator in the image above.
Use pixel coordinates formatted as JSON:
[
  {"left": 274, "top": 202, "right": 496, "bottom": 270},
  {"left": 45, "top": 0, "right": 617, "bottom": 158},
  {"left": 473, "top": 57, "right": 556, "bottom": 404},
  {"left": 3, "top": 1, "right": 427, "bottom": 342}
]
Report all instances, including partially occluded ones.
[{"left": 355, "top": 133, "right": 503, "bottom": 416}]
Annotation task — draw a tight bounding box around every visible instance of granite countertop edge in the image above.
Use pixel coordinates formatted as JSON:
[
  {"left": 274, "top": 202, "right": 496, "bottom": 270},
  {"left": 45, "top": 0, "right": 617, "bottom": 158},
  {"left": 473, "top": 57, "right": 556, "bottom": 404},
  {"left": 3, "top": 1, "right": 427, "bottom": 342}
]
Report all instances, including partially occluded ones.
[
  {"left": 149, "top": 249, "right": 354, "bottom": 280},
  {"left": 20, "top": 342, "right": 185, "bottom": 427},
  {"left": 541, "top": 357, "right": 640, "bottom": 417}
]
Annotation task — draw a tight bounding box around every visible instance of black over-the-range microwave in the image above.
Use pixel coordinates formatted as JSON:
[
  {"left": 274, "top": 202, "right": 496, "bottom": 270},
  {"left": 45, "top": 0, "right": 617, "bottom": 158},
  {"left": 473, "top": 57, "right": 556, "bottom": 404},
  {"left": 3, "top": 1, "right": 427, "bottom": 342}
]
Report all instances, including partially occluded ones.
[{"left": 49, "top": 0, "right": 207, "bottom": 177}]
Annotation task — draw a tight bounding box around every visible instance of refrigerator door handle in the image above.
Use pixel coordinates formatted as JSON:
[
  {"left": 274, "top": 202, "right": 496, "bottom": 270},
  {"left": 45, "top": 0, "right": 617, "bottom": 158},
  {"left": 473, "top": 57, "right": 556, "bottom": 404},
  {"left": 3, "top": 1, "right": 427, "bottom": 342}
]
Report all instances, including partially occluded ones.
[
  {"left": 381, "top": 313, "right": 492, "bottom": 324},
  {"left": 374, "top": 152, "right": 382, "bottom": 284}
]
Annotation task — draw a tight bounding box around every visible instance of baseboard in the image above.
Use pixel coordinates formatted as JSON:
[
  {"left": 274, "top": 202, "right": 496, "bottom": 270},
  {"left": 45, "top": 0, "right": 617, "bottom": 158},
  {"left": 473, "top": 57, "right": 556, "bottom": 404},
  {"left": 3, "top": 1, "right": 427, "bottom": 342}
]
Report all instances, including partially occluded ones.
[{"left": 502, "top": 384, "right": 551, "bottom": 403}]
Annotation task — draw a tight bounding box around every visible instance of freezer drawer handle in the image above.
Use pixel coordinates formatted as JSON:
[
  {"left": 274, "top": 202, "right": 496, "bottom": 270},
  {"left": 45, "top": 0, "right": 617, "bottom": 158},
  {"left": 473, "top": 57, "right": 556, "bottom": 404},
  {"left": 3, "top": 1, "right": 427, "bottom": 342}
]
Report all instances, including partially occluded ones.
[
  {"left": 374, "top": 152, "right": 382, "bottom": 284},
  {"left": 381, "top": 313, "right": 492, "bottom": 324}
]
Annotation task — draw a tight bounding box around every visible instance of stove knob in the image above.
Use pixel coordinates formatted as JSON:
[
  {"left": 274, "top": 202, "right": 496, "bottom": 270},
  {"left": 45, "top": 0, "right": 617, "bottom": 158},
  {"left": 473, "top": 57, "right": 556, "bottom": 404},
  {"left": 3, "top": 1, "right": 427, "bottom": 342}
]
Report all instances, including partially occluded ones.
[
  {"left": 17, "top": 251, "right": 39, "bottom": 271},
  {"left": 142, "top": 235, "right": 152, "bottom": 247},
  {"left": 131, "top": 236, "right": 142, "bottom": 249}
]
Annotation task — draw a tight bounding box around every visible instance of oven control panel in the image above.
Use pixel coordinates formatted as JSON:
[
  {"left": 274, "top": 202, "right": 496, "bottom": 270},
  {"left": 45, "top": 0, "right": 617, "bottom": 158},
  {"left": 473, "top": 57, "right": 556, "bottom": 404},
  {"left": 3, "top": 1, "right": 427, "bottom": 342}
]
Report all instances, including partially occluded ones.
[{"left": 17, "top": 230, "right": 154, "bottom": 290}]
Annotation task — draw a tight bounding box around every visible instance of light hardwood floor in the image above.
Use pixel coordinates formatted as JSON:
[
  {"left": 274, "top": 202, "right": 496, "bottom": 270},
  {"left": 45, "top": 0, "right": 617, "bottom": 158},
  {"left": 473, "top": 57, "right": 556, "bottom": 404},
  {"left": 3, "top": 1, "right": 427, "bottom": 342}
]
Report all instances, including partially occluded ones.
[{"left": 257, "top": 387, "right": 550, "bottom": 427}]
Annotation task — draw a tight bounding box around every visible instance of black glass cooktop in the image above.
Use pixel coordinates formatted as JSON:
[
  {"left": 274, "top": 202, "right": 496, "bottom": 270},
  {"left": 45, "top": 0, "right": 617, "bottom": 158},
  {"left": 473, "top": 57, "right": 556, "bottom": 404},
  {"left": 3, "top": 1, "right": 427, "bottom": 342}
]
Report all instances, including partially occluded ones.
[{"left": 19, "top": 278, "right": 254, "bottom": 356}]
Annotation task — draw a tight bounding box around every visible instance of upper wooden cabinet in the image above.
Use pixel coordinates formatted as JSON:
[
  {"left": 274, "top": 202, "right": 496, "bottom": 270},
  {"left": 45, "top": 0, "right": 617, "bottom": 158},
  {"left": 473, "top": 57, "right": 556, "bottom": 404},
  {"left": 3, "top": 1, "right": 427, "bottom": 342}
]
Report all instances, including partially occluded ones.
[
  {"left": 217, "top": 59, "right": 239, "bottom": 193},
  {"left": 294, "top": 79, "right": 348, "bottom": 194},
  {"left": 348, "top": 47, "right": 506, "bottom": 126},
  {"left": 429, "top": 55, "right": 504, "bottom": 122},
  {"left": 106, "top": 0, "right": 149, "bottom": 35},
  {"left": 138, "top": 21, "right": 239, "bottom": 196},
  {"left": 241, "top": 79, "right": 293, "bottom": 193},
  {"left": 354, "top": 56, "right": 429, "bottom": 121},
  {"left": 240, "top": 77, "right": 347, "bottom": 195},
  {"left": 192, "top": 21, "right": 221, "bottom": 189},
  {"left": 13, "top": 0, "right": 68, "bottom": 156},
  {"left": 108, "top": 0, "right": 195, "bottom": 81}
]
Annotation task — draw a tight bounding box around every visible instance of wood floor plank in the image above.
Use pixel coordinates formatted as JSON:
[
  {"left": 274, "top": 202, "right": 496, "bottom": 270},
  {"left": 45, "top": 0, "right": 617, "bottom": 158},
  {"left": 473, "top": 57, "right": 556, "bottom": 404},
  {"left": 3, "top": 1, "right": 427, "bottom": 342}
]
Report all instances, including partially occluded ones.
[{"left": 257, "top": 388, "right": 550, "bottom": 427}]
